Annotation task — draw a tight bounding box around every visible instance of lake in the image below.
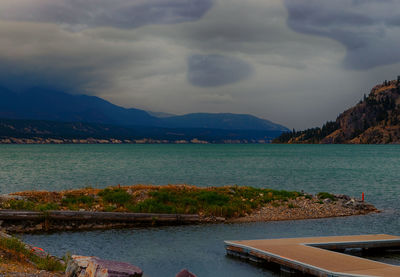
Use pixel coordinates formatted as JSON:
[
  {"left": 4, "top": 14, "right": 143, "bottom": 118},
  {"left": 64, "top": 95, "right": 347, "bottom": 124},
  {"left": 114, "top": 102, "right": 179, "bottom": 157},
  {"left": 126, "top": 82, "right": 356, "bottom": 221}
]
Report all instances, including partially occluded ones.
[{"left": 0, "top": 144, "right": 399, "bottom": 276}]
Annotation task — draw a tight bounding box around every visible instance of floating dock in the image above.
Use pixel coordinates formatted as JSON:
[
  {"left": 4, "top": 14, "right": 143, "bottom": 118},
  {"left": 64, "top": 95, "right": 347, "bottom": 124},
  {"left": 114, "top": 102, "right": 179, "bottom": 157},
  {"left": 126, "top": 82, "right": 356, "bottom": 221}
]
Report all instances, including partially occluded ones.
[{"left": 225, "top": 234, "right": 400, "bottom": 276}]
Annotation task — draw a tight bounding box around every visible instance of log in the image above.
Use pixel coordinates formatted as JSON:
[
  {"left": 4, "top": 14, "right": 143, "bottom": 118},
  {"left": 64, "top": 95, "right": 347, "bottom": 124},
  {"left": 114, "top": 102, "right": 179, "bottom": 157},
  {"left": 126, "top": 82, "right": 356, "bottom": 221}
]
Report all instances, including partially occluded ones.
[{"left": 0, "top": 210, "right": 200, "bottom": 223}]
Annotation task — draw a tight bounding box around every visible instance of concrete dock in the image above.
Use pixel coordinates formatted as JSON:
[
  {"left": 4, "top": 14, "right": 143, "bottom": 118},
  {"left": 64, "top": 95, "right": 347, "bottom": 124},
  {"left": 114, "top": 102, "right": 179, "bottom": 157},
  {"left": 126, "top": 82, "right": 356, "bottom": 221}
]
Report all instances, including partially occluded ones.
[{"left": 225, "top": 234, "right": 400, "bottom": 276}]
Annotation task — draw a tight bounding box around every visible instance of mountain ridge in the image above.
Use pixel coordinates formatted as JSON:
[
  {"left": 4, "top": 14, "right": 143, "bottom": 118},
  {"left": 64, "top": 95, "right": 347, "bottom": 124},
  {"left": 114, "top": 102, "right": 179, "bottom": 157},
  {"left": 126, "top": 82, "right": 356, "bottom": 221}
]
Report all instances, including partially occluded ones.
[
  {"left": 0, "top": 88, "right": 288, "bottom": 132},
  {"left": 274, "top": 76, "right": 400, "bottom": 144},
  {"left": 0, "top": 117, "right": 283, "bottom": 144}
]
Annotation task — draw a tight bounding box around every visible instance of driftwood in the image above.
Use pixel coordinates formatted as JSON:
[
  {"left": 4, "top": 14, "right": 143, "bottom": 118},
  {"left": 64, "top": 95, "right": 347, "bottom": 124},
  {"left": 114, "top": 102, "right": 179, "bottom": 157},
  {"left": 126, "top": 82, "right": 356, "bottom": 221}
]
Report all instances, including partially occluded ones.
[{"left": 0, "top": 210, "right": 200, "bottom": 223}]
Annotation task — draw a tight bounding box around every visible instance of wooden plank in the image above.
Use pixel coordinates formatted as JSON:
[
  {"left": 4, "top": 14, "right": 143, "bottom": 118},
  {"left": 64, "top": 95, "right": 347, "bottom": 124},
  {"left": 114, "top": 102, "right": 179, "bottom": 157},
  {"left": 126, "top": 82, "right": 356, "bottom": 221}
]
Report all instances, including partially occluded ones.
[{"left": 225, "top": 234, "right": 400, "bottom": 277}]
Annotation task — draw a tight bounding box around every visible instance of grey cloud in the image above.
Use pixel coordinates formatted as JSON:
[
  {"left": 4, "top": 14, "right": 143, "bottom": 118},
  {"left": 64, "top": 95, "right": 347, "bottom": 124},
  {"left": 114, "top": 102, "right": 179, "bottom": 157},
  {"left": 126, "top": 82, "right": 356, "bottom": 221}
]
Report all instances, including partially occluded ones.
[
  {"left": 0, "top": 22, "right": 174, "bottom": 94},
  {"left": 0, "top": 0, "right": 213, "bottom": 29},
  {"left": 187, "top": 54, "right": 253, "bottom": 87},
  {"left": 0, "top": 60, "right": 87, "bottom": 93},
  {"left": 387, "top": 16, "right": 400, "bottom": 26},
  {"left": 284, "top": 0, "right": 400, "bottom": 69}
]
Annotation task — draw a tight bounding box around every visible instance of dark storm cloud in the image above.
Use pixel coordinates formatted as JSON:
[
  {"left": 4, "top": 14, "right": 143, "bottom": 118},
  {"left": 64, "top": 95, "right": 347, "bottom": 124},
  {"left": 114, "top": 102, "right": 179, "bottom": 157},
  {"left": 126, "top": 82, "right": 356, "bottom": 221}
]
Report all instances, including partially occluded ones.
[
  {"left": 0, "top": 22, "right": 146, "bottom": 94},
  {"left": 0, "top": 58, "right": 103, "bottom": 94},
  {"left": 0, "top": 61, "right": 78, "bottom": 93},
  {"left": 0, "top": 0, "right": 213, "bottom": 29},
  {"left": 284, "top": 0, "right": 400, "bottom": 69},
  {"left": 187, "top": 54, "right": 253, "bottom": 87}
]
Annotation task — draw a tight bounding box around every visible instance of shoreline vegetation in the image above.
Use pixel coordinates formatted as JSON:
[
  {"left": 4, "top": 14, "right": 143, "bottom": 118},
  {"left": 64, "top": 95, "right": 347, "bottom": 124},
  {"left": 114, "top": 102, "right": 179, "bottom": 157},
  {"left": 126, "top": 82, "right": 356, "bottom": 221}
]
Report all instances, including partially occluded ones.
[
  {"left": 0, "top": 231, "right": 65, "bottom": 276},
  {"left": 0, "top": 185, "right": 378, "bottom": 233}
]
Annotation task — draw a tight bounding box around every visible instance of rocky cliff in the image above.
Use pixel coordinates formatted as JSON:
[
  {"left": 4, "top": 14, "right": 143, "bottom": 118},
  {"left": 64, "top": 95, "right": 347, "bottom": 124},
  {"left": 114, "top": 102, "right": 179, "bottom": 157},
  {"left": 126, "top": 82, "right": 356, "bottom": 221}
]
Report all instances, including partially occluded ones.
[{"left": 274, "top": 77, "right": 400, "bottom": 144}]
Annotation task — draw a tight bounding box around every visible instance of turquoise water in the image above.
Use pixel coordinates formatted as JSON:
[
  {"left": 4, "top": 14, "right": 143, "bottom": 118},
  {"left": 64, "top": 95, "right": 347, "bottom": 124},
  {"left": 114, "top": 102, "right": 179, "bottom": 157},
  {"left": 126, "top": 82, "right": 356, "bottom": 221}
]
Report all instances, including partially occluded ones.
[{"left": 0, "top": 144, "right": 399, "bottom": 276}]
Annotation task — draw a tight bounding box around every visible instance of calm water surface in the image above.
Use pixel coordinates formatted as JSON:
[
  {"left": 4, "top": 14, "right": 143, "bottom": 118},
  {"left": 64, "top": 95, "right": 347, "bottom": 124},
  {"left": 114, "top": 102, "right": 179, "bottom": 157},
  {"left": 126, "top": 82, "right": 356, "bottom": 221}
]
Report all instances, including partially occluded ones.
[{"left": 0, "top": 144, "right": 399, "bottom": 276}]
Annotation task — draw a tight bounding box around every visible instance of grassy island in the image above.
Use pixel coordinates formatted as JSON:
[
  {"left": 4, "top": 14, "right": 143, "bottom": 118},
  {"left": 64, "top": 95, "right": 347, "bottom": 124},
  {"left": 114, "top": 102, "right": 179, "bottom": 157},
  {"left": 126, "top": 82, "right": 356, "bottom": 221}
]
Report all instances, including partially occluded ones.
[
  {"left": 0, "top": 185, "right": 378, "bottom": 229},
  {"left": 3, "top": 185, "right": 302, "bottom": 218}
]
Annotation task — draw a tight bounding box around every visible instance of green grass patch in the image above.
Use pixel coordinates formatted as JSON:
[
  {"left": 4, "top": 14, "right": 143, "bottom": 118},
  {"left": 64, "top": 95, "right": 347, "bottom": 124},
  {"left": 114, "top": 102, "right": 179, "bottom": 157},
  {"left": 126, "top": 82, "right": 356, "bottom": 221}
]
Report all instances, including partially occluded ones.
[
  {"left": 127, "top": 186, "right": 301, "bottom": 217},
  {"left": 0, "top": 236, "right": 26, "bottom": 253},
  {"left": 104, "top": 205, "right": 117, "bottom": 212},
  {"left": 0, "top": 186, "right": 309, "bottom": 219},
  {"left": 34, "top": 255, "right": 65, "bottom": 271},
  {"left": 3, "top": 200, "right": 59, "bottom": 211},
  {"left": 0, "top": 236, "right": 65, "bottom": 272},
  {"left": 99, "top": 188, "right": 132, "bottom": 205},
  {"left": 6, "top": 200, "right": 36, "bottom": 211},
  {"left": 62, "top": 194, "right": 94, "bottom": 206},
  {"left": 317, "top": 192, "right": 336, "bottom": 201},
  {"left": 35, "top": 203, "right": 59, "bottom": 211}
]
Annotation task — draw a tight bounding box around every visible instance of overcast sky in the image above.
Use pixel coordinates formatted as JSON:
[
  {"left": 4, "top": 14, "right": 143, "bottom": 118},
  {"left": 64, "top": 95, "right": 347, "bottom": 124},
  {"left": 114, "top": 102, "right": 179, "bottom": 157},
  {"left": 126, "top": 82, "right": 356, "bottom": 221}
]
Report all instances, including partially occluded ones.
[{"left": 1, "top": 0, "right": 400, "bottom": 129}]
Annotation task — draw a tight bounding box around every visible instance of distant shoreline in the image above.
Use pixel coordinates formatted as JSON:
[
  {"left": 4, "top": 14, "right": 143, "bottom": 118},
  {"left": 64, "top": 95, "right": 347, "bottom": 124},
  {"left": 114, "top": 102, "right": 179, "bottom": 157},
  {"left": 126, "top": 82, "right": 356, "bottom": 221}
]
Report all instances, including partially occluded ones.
[
  {"left": 0, "top": 117, "right": 283, "bottom": 145},
  {"left": 0, "top": 137, "right": 271, "bottom": 144}
]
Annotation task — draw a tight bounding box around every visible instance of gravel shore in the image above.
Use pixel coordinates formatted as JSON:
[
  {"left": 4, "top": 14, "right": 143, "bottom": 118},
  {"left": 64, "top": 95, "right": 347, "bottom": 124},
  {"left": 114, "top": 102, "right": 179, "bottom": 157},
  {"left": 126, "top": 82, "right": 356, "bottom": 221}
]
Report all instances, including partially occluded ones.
[{"left": 229, "top": 195, "right": 378, "bottom": 223}]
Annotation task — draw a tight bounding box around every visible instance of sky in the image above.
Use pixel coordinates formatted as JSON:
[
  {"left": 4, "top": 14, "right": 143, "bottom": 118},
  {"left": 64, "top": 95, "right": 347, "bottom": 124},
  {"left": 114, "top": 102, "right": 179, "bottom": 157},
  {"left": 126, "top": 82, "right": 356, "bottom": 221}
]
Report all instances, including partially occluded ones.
[{"left": 1, "top": 0, "right": 400, "bottom": 129}]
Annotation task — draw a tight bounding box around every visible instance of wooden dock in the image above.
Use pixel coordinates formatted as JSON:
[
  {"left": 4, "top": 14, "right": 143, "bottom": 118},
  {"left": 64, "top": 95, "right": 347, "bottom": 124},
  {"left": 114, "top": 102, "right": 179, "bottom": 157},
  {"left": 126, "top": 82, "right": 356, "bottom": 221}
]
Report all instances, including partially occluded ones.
[{"left": 225, "top": 234, "right": 400, "bottom": 276}]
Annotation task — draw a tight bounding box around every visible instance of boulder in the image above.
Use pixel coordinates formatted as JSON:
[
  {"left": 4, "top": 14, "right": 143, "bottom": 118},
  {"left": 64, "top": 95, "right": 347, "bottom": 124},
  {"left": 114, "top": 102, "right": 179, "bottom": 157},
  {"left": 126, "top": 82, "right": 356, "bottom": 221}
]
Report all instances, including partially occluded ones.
[
  {"left": 323, "top": 198, "right": 332, "bottom": 204},
  {"left": 344, "top": 199, "right": 356, "bottom": 207},
  {"left": 176, "top": 269, "right": 197, "bottom": 277},
  {"left": 66, "top": 256, "right": 93, "bottom": 277},
  {"left": 66, "top": 255, "right": 143, "bottom": 277},
  {"left": 334, "top": 194, "right": 351, "bottom": 201}
]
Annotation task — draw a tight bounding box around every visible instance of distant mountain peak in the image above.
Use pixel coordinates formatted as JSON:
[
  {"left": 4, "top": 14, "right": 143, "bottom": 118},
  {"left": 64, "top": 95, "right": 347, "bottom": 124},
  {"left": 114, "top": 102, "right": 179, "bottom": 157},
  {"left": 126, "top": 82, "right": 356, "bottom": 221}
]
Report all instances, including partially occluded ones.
[
  {"left": 146, "top": 111, "right": 176, "bottom": 118},
  {"left": 159, "top": 112, "right": 288, "bottom": 131}
]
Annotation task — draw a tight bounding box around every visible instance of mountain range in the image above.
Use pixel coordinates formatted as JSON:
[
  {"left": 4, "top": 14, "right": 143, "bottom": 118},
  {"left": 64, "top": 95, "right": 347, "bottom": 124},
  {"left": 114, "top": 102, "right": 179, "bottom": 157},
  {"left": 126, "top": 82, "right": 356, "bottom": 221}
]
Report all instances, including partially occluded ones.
[
  {"left": 274, "top": 76, "right": 400, "bottom": 144},
  {"left": 0, "top": 87, "right": 288, "bottom": 143}
]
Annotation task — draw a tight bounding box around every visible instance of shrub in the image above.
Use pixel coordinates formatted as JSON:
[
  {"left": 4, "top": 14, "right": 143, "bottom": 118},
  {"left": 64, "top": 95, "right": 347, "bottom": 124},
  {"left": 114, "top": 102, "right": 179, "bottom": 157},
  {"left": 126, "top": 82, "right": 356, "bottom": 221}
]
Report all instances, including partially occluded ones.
[
  {"left": 7, "top": 200, "right": 36, "bottom": 210},
  {"left": 36, "top": 203, "right": 59, "bottom": 211},
  {"left": 35, "top": 255, "right": 65, "bottom": 271},
  {"left": 0, "top": 236, "right": 26, "bottom": 253},
  {"left": 196, "top": 191, "right": 229, "bottom": 206},
  {"left": 0, "top": 236, "right": 65, "bottom": 272},
  {"left": 62, "top": 194, "right": 94, "bottom": 205},
  {"left": 317, "top": 192, "right": 336, "bottom": 201},
  {"left": 104, "top": 205, "right": 117, "bottom": 212},
  {"left": 129, "top": 199, "right": 175, "bottom": 214},
  {"left": 99, "top": 188, "right": 132, "bottom": 205}
]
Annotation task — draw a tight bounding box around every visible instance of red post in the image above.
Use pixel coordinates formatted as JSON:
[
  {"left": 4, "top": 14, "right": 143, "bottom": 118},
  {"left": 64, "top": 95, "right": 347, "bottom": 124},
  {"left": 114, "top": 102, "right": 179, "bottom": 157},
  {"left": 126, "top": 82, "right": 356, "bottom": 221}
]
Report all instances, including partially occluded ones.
[{"left": 362, "top": 192, "right": 365, "bottom": 202}]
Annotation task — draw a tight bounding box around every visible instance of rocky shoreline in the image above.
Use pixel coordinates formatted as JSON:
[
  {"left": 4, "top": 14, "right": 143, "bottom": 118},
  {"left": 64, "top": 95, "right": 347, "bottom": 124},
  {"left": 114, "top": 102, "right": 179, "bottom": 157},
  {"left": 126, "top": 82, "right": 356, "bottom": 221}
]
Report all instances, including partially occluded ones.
[
  {"left": 229, "top": 194, "right": 378, "bottom": 223},
  {"left": 0, "top": 231, "right": 197, "bottom": 276},
  {"left": 0, "top": 230, "right": 197, "bottom": 277}
]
